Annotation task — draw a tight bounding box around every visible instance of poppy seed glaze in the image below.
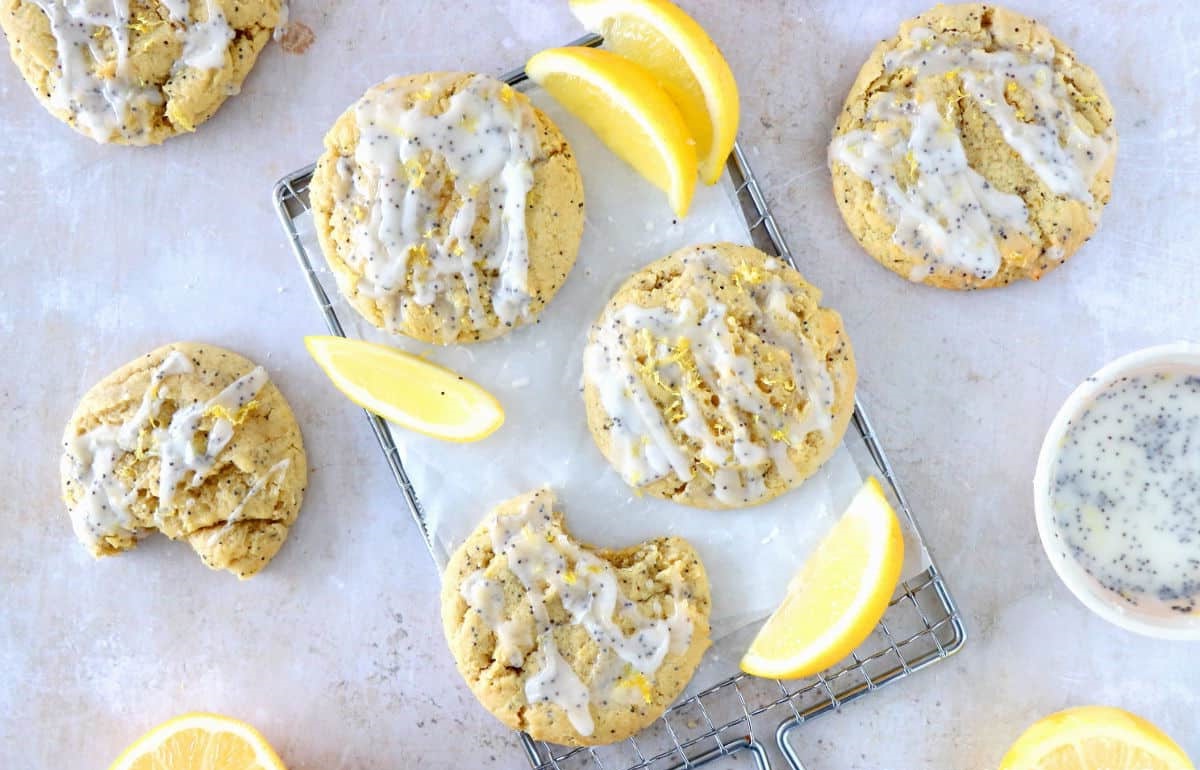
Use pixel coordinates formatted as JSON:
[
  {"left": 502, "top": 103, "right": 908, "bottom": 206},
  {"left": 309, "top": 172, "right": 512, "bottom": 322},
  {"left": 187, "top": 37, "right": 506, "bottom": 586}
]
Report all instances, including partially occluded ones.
[{"left": 1050, "top": 371, "right": 1200, "bottom": 613}]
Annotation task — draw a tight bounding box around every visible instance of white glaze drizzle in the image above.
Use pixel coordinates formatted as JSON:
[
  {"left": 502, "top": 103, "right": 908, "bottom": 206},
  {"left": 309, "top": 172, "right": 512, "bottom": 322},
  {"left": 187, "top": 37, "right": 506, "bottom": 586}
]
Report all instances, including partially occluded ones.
[
  {"left": 63, "top": 351, "right": 270, "bottom": 549},
  {"left": 30, "top": 0, "right": 160, "bottom": 142},
  {"left": 64, "top": 350, "right": 192, "bottom": 549},
  {"left": 152, "top": 364, "right": 268, "bottom": 511},
  {"left": 457, "top": 489, "right": 694, "bottom": 736},
  {"left": 524, "top": 644, "right": 593, "bottom": 736},
  {"left": 158, "top": 0, "right": 188, "bottom": 17},
  {"left": 28, "top": 0, "right": 243, "bottom": 143},
  {"left": 893, "top": 28, "right": 1113, "bottom": 201},
  {"left": 830, "top": 25, "right": 1115, "bottom": 280},
  {"left": 332, "top": 73, "right": 540, "bottom": 340},
  {"left": 459, "top": 570, "right": 534, "bottom": 669},
  {"left": 832, "top": 98, "right": 1032, "bottom": 281},
  {"left": 271, "top": 0, "right": 289, "bottom": 41},
  {"left": 179, "top": 0, "right": 233, "bottom": 70},
  {"left": 582, "top": 251, "right": 836, "bottom": 506},
  {"left": 201, "top": 458, "right": 292, "bottom": 549}
]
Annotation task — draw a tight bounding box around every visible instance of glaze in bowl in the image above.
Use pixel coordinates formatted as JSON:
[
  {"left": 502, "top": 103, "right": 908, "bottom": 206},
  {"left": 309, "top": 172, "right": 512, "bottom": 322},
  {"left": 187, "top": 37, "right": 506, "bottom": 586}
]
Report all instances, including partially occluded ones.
[{"left": 1034, "top": 342, "right": 1200, "bottom": 640}]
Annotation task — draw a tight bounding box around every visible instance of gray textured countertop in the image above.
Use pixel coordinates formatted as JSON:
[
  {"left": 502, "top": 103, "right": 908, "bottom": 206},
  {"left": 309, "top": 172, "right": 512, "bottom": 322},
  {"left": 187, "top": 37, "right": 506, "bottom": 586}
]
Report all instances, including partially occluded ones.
[{"left": 1, "top": 2, "right": 1197, "bottom": 768}]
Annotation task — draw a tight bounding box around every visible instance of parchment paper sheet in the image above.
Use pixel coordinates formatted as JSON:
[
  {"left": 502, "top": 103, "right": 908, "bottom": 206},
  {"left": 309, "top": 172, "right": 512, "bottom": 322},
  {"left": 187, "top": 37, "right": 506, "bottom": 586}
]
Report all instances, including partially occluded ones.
[{"left": 294, "top": 88, "right": 920, "bottom": 638}]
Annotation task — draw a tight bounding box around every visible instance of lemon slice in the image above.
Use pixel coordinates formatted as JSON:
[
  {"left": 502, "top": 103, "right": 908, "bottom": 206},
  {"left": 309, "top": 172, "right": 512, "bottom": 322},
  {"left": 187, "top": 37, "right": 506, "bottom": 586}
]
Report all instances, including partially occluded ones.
[
  {"left": 526, "top": 46, "right": 697, "bottom": 217},
  {"left": 740, "top": 477, "right": 904, "bottom": 679},
  {"left": 108, "top": 712, "right": 286, "bottom": 770},
  {"left": 1000, "top": 706, "right": 1194, "bottom": 770},
  {"left": 569, "top": 0, "right": 739, "bottom": 184},
  {"left": 305, "top": 336, "right": 504, "bottom": 442}
]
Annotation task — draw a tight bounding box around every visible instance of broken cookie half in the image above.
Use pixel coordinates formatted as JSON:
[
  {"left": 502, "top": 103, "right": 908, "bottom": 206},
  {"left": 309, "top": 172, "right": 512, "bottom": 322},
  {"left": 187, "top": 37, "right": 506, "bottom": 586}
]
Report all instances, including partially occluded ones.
[{"left": 59, "top": 342, "right": 306, "bottom": 579}]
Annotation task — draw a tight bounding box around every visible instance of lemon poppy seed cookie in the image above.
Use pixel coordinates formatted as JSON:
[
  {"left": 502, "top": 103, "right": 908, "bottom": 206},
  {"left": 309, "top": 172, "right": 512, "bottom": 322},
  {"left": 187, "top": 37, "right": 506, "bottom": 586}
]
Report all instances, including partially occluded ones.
[
  {"left": 583, "top": 243, "right": 856, "bottom": 510},
  {"left": 310, "top": 72, "right": 585, "bottom": 345},
  {"left": 829, "top": 3, "right": 1117, "bottom": 289},
  {"left": 442, "top": 488, "right": 711, "bottom": 746},
  {"left": 60, "top": 342, "right": 306, "bottom": 579},
  {"left": 0, "top": 0, "right": 285, "bottom": 144}
]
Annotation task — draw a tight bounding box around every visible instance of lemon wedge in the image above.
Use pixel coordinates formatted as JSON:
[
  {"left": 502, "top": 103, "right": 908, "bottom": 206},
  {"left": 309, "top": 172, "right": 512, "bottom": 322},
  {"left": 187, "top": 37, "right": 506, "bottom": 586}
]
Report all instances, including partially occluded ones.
[
  {"left": 526, "top": 45, "right": 697, "bottom": 217},
  {"left": 1000, "top": 706, "right": 1194, "bottom": 770},
  {"left": 569, "top": 0, "right": 739, "bottom": 184},
  {"left": 108, "top": 712, "right": 286, "bottom": 770},
  {"left": 740, "top": 477, "right": 904, "bottom": 680},
  {"left": 304, "top": 336, "right": 503, "bottom": 442}
]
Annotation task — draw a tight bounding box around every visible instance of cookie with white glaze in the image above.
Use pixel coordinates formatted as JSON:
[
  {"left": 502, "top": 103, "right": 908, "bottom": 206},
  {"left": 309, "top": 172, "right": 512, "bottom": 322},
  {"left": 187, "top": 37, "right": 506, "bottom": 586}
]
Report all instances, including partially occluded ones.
[
  {"left": 60, "top": 342, "right": 306, "bottom": 578},
  {"left": 441, "top": 488, "right": 711, "bottom": 746},
  {"left": 0, "top": 0, "right": 285, "bottom": 144},
  {"left": 583, "top": 243, "right": 856, "bottom": 509},
  {"left": 310, "top": 72, "right": 585, "bottom": 345},
  {"left": 830, "top": 3, "right": 1117, "bottom": 289}
]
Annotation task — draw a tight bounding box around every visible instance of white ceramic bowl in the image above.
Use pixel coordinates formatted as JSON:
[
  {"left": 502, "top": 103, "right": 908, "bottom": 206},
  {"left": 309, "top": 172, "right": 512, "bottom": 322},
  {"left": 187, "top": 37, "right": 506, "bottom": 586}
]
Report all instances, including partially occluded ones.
[{"left": 1033, "top": 341, "right": 1200, "bottom": 640}]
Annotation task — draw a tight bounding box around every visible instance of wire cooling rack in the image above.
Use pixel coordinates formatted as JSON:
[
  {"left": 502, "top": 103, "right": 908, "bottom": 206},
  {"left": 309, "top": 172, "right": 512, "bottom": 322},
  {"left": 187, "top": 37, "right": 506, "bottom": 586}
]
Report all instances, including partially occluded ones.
[{"left": 273, "top": 34, "right": 965, "bottom": 770}]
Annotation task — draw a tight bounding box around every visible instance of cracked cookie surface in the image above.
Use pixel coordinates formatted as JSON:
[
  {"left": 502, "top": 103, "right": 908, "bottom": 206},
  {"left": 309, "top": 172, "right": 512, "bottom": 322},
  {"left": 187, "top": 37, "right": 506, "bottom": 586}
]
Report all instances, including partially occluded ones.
[
  {"left": 583, "top": 243, "right": 856, "bottom": 509},
  {"left": 0, "top": 0, "right": 284, "bottom": 144},
  {"left": 829, "top": 3, "right": 1117, "bottom": 289},
  {"left": 441, "top": 488, "right": 711, "bottom": 746},
  {"left": 310, "top": 72, "right": 585, "bottom": 345},
  {"left": 60, "top": 342, "right": 306, "bottom": 579}
]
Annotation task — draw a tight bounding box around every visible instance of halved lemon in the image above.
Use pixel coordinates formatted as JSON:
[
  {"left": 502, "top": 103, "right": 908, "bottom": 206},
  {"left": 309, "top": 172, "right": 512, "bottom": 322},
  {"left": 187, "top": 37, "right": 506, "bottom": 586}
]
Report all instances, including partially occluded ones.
[
  {"left": 108, "top": 712, "right": 286, "bottom": 770},
  {"left": 305, "top": 335, "right": 504, "bottom": 442},
  {"left": 526, "top": 45, "right": 697, "bottom": 217},
  {"left": 999, "top": 706, "right": 1194, "bottom": 770},
  {"left": 569, "top": 0, "right": 739, "bottom": 184},
  {"left": 740, "top": 477, "right": 904, "bottom": 680}
]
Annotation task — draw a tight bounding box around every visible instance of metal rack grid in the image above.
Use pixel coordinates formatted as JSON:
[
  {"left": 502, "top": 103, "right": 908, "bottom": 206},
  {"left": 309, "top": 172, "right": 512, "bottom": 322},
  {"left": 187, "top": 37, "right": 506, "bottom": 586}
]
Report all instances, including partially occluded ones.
[{"left": 272, "top": 35, "right": 965, "bottom": 770}]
